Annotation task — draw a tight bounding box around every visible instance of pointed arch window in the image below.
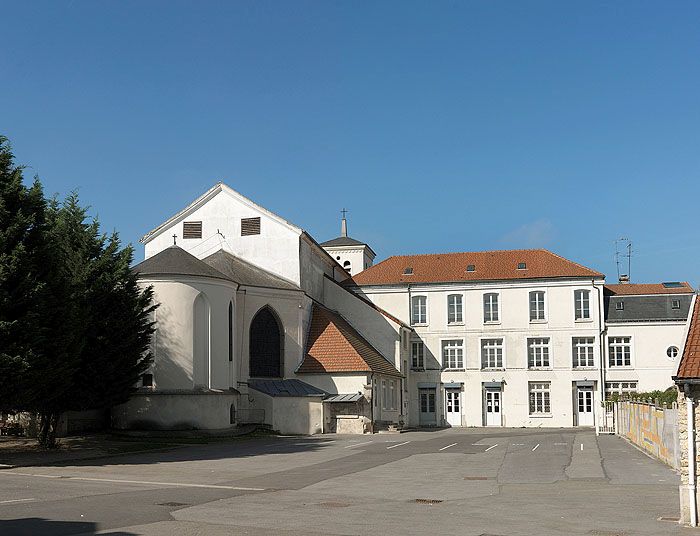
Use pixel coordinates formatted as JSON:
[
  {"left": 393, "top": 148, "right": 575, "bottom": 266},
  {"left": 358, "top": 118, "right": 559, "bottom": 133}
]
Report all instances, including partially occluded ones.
[
  {"left": 249, "top": 307, "right": 283, "bottom": 378},
  {"left": 228, "top": 302, "right": 234, "bottom": 362}
]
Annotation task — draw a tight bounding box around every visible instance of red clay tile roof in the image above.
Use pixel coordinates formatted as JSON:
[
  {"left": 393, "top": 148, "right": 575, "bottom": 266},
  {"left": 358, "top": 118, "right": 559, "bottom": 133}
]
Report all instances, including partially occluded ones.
[
  {"left": 676, "top": 297, "right": 700, "bottom": 379},
  {"left": 605, "top": 282, "right": 694, "bottom": 296},
  {"left": 298, "top": 303, "right": 402, "bottom": 377},
  {"left": 346, "top": 249, "right": 603, "bottom": 286}
]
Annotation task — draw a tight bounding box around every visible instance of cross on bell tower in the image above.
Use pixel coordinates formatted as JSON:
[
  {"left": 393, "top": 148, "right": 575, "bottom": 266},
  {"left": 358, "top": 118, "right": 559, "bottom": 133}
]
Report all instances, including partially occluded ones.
[{"left": 340, "top": 208, "right": 348, "bottom": 238}]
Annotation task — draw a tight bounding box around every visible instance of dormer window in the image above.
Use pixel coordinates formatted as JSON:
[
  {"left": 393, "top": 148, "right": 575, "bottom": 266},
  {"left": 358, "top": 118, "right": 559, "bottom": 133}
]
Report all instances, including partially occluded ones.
[
  {"left": 517, "top": 262, "right": 527, "bottom": 270},
  {"left": 672, "top": 299, "right": 681, "bottom": 309},
  {"left": 466, "top": 264, "right": 475, "bottom": 272},
  {"left": 403, "top": 267, "right": 414, "bottom": 276},
  {"left": 615, "top": 301, "right": 624, "bottom": 311}
]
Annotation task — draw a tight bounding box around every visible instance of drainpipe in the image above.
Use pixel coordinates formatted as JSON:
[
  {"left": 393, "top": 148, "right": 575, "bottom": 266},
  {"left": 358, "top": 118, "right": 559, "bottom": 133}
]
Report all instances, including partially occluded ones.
[
  {"left": 593, "top": 279, "right": 606, "bottom": 416},
  {"left": 686, "top": 384, "right": 697, "bottom": 527},
  {"left": 369, "top": 372, "right": 375, "bottom": 434}
]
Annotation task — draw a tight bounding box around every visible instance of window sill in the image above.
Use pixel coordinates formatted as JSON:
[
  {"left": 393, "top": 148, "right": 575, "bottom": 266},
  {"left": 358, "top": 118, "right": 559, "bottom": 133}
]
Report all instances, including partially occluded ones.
[
  {"left": 411, "top": 367, "right": 425, "bottom": 372},
  {"left": 443, "top": 369, "right": 465, "bottom": 372},
  {"left": 575, "top": 318, "right": 593, "bottom": 323},
  {"left": 529, "top": 319, "right": 548, "bottom": 324},
  {"left": 411, "top": 323, "right": 428, "bottom": 328},
  {"left": 483, "top": 321, "right": 501, "bottom": 326},
  {"left": 573, "top": 366, "right": 597, "bottom": 370},
  {"left": 529, "top": 414, "right": 553, "bottom": 418},
  {"left": 481, "top": 368, "right": 505, "bottom": 372},
  {"left": 447, "top": 322, "right": 465, "bottom": 327},
  {"left": 608, "top": 365, "right": 633, "bottom": 369},
  {"left": 528, "top": 367, "right": 552, "bottom": 371}
]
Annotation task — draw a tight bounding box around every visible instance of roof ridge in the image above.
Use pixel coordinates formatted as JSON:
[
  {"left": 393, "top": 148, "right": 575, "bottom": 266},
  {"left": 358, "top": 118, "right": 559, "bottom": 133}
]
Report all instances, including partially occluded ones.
[{"left": 378, "top": 248, "right": 548, "bottom": 261}]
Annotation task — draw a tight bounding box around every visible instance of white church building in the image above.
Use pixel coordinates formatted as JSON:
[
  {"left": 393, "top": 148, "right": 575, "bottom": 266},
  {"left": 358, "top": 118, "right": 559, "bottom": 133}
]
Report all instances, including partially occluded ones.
[{"left": 112, "top": 182, "right": 694, "bottom": 434}]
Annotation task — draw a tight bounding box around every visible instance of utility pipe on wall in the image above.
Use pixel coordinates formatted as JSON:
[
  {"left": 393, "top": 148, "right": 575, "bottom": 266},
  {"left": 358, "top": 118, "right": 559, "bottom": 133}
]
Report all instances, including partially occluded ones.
[{"left": 687, "top": 389, "right": 697, "bottom": 527}]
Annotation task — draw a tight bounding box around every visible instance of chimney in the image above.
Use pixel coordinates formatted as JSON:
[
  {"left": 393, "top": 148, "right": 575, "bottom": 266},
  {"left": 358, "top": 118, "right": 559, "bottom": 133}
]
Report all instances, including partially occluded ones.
[{"left": 619, "top": 274, "right": 630, "bottom": 284}]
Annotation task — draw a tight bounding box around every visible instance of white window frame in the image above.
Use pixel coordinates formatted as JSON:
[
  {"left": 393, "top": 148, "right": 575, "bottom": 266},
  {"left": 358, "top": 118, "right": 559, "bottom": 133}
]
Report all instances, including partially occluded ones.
[
  {"left": 382, "top": 380, "right": 388, "bottom": 409},
  {"left": 480, "top": 338, "right": 504, "bottom": 369},
  {"left": 605, "top": 381, "right": 638, "bottom": 399},
  {"left": 608, "top": 336, "right": 633, "bottom": 367},
  {"left": 572, "top": 337, "right": 596, "bottom": 368},
  {"left": 527, "top": 338, "right": 550, "bottom": 369},
  {"left": 529, "top": 382, "right": 551, "bottom": 416},
  {"left": 447, "top": 294, "right": 464, "bottom": 324},
  {"left": 529, "top": 290, "right": 547, "bottom": 323},
  {"left": 411, "top": 295, "right": 428, "bottom": 326},
  {"left": 483, "top": 292, "right": 500, "bottom": 324},
  {"left": 442, "top": 339, "right": 465, "bottom": 370},
  {"left": 411, "top": 341, "right": 425, "bottom": 369},
  {"left": 574, "top": 289, "right": 592, "bottom": 321}
]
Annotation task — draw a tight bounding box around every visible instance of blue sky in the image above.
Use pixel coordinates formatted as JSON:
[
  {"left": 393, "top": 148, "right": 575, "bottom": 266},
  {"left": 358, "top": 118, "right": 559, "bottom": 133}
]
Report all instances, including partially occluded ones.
[{"left": 2, "top": 1, "right": 699, "bottom": 285}]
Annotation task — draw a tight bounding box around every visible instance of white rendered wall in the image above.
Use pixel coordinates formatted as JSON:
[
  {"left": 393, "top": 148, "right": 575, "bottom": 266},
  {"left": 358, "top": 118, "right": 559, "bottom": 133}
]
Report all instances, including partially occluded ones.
[
  {"left": 323, "top": 246, "right": 373, "bottom": 276},
  {"left": 144, "top": 187, "right": 302, "bottom": 286},
  {"left": 235, "top": 287, "right": 307, "bottom": 381},
  {"left": 322, "top": 277, "right": 403, "bottom": 370},
  {"left": 605, "top": 322, "right": 687, "bottom": 393},
  {"left": 357, "top": 279, "right": 605, "bottom": 428},
  {"left": 145, "top": 278, "right": 238, "bottom": 391},
  {"left": 112, "top": 392, "right": 239, "bottom": 431},
  {"left": 296, "top": 374, "right": 369, "bottom": 395}
]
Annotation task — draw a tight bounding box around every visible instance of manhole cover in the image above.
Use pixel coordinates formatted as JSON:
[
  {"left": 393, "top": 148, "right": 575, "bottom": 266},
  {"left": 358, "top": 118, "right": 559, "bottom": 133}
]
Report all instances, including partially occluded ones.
[
  {"left": 156, "top": 502, "right": 190, "bottom": 507},
  {"left": 415, "top": 498, "right": 443, "bottom": 505},
  {"left": 464, "top": 476, "right": 489, "bottom": 480},
  {"left": 319, "top": 501, "right": 350, "bottom": 508}
]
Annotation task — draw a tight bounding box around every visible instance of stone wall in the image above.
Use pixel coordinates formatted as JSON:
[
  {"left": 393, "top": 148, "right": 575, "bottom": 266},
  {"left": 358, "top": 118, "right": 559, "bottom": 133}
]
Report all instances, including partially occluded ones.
[{"left": 677, "top": 384, "right": 700, "bottom": 524}]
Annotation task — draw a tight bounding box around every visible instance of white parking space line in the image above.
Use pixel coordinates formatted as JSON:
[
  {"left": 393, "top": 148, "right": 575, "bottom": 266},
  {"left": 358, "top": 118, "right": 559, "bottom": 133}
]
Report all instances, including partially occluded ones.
[
  {"left": 344, "top": 441, "right": 373, "bottom": 449},
  {"left": 439, "top": 443, "right": 458, "bottom": 451},
  {"left": 554, "top": 442, "right": 567, "bottom": 446},
  {"left": 532, "top": 443, "right": 540, "bottom": 452},
  {"left": 484, "top": 444, "right": 498, "bottom": 452},
  {"left": 580, "top": 443, "right": 584, "bottom": 451},
  {"left": 512, "top": 443, "right": 524, "bottom": 446},
  {"left": 4, "top": 472, "right": 265, "bottom": 491},
  {"left": 386, "top": 441, "right": 410, "bottom": 450},
  {"left": 0, "top": 498, "right": 35, "bottom": 505}
]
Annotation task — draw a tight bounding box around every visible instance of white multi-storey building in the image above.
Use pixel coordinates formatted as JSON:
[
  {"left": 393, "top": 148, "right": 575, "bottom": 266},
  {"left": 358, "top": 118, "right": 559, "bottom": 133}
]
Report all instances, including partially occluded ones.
[
  {"left": 345, "top": 250, "right": 608, "bottom": 428},
  {"left": 116, "top": 182, "right": 694, "bottom": 433}
]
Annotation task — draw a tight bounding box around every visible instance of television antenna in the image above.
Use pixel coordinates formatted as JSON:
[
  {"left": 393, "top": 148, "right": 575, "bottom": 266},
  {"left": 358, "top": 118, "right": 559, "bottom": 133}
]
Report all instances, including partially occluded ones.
[{"left": 614, "top": 238, "right": 632, "bottom": 283}]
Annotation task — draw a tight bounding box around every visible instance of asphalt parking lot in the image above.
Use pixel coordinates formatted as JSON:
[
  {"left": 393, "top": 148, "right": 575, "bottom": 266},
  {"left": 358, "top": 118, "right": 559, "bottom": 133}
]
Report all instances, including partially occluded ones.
[{"left": 0, "top": 428, "right": 691, "bottom": 536}]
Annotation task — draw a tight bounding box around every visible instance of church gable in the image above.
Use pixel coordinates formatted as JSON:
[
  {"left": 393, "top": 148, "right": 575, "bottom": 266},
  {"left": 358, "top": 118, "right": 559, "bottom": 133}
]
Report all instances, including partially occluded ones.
[{"left": 141, "top": 183, "right": 303, "bottom": 285}]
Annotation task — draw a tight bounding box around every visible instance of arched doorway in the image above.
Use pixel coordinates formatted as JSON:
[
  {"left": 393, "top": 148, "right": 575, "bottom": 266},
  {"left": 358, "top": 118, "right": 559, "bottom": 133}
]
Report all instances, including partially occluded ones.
[{"left": 249, "top": 306, "right": 283, "bottom": 378}]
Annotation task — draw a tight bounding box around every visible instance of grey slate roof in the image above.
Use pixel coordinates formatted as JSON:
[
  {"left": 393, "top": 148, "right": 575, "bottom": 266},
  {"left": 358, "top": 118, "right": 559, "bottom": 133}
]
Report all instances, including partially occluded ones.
[
  {"left": 320, "top": 236, "right": 367, "bottom": 247},
  {"left": 604, "top": 293, "right": 694, "bottom": 323},
  {"left": 133, "top": 246, "right": 231, "bottom": 281},
  {"left": 247, "top": 379, "right": 327, "bottom": 398},
  {"left": 320, "top": 236, "right": 377, "bottom": 257},
  {"left": 202, "top": 249, "right": 300, "bottom": 291}
]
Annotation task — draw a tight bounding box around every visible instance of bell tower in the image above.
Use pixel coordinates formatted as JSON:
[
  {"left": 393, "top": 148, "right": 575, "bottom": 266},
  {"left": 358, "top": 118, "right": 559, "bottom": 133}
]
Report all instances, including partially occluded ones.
[{"left": 320, "top": 209, "right": 376, "bottom": 276}]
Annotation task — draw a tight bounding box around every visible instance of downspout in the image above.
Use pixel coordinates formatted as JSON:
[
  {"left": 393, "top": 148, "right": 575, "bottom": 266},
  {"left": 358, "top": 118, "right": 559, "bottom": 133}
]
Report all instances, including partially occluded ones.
[
  {"left": 593, "top": 279, "right": 607, "bottom": 419},
  {"left": 686, "top": 384, "right": 697, "bottom": 527},
  {"left": 369, "top": 372, "right": 375, "bottom": 434}
]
